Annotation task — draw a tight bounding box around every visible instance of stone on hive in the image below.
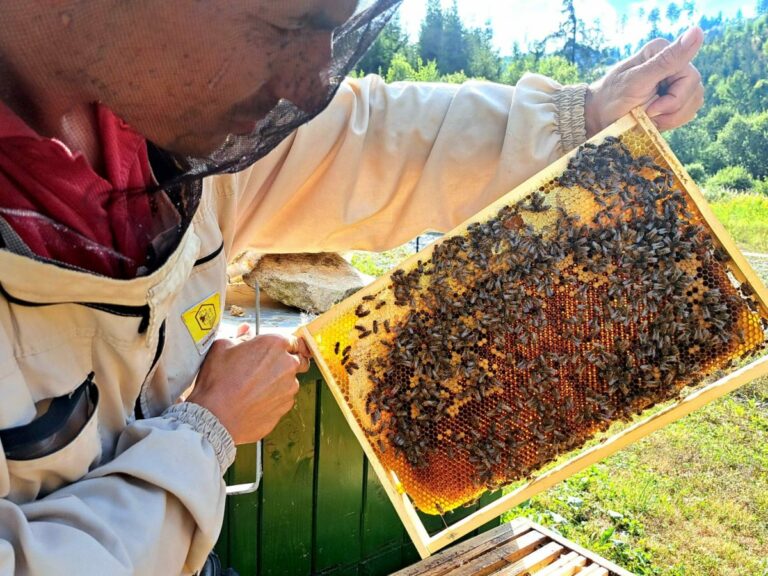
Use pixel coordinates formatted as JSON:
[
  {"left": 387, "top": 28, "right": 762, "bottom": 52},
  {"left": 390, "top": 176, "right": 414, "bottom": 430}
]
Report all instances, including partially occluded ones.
[{"left": 243, "top": 253, "right": 370, "bottom": 313}]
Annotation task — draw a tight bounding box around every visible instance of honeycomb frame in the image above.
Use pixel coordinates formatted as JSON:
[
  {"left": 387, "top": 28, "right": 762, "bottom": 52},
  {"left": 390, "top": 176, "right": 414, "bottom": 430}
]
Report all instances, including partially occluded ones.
[{"left": 297, "top": 109, "right": 768, "bottom": 558}]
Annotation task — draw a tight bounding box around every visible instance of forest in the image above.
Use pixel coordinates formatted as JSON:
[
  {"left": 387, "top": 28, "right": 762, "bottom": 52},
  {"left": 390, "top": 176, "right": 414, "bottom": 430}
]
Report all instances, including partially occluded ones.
[{"left": 354, "top": 0, "right": 768, "bottom": 195}]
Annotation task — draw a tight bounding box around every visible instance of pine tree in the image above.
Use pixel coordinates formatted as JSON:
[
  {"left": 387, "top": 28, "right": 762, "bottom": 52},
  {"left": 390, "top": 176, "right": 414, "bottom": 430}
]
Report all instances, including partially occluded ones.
[
  {"left": 356, "top": 14, "right": 410, "bottom": 75},
  {"left": 666, "top": 3, "right": 681, "bottom": 25},
  {"left": 545, "top": 0, "right": 604, "bottom": 71},
  {"left": 418, "top": 0, "right": 444, "bottom": 66},
  {"left": 562, "top": 0, "right": 578, "bottom": 64},
  {"left": 440, "top": 1, "right": 469, "bottom": 74},
  {"left": 648, "top": 8, "right": 662, "bottom": 36},
  {"left": 466, "top": 23, "right": 502, "bottom": 80}
]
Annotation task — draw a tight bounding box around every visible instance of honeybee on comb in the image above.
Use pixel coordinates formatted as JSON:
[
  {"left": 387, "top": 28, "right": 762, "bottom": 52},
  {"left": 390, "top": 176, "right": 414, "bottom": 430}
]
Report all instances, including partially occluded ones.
[{"left": 313, "top": 131, "right": 768, "bottom": 516}]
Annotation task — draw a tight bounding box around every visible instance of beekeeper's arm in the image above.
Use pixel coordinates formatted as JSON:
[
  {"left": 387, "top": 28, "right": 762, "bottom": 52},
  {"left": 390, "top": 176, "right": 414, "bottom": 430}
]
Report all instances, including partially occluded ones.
[
  {"left": 222, "top": 29, "right": 704, "bottom": 255},
  {"left": 0, "top": 405, "right": 232, "bottom": 575}
]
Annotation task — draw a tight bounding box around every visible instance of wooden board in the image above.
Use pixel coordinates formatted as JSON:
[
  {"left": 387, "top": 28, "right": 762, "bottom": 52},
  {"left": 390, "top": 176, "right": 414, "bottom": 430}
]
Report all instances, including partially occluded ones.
[
  {"left": 394, "top": 519, "right": 632, "bottom": 576},
  {"left": 259, "top": 374, "right": 317, "bottom": 576},
  {"left": 313, "top": 383, "right": 366, "bottom": 572},
  {"left": 298, "top": 107, "right": 768, "bottom": 558},
  {"left": 226, "top": 443, "right": 261, "bottom": 574}
]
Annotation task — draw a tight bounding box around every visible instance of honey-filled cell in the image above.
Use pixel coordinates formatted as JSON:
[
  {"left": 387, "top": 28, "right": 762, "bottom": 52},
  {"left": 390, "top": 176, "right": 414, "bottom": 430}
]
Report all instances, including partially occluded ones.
[{"left": 308, "top": 127, "right": 768, "bottom": 516}]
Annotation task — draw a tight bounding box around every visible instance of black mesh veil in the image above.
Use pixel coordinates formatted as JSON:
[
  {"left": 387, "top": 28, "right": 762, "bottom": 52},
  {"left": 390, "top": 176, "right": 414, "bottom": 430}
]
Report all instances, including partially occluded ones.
[
  {"left": 0, "top": 0, "right": 402, "bottom": 278},
  {"left": 174, "top": 0, "right": 403, "bottom": 184}
]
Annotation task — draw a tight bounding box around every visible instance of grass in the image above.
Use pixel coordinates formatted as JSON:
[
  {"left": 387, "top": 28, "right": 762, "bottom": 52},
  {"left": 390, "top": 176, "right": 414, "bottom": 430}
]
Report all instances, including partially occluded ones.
[
  {"left": 504, "top": 377, "right": 768, "bottom": 575},
  {"left": 349, "top": 244, "right": 415, "bottom": 277},
  {"left": 708, "top": 192, "right": 768, "bottom": 253}
]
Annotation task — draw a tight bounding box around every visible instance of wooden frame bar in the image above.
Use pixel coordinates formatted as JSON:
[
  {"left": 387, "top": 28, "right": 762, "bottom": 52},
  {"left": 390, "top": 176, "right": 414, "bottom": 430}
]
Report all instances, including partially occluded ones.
[{"left": 298, "top": 108, "right": 768, "bottom": 558}]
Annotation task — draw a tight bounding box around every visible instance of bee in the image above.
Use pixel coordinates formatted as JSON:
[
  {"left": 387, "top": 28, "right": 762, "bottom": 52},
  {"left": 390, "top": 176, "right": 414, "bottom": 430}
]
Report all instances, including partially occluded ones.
[
  {"left": 334, "top": 342, "right": 340, "bottom": 355},
  {"left": 362, "top": 295, "right": 376, "bottom": 301},
  {"left": 345, "top": 361, "right": 359, "bottom": 375}
]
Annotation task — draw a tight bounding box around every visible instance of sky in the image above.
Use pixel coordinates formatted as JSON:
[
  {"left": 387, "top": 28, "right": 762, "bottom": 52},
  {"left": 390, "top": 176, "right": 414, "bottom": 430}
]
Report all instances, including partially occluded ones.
[{"left": 396, "top": 0, "right": 756, "bottom": 55}]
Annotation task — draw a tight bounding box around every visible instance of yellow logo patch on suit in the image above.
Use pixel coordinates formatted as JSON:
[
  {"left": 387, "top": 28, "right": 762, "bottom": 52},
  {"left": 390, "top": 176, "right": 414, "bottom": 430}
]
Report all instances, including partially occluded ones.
[{"left": 182, "top": 293, "right": 221, "bottom": 355}]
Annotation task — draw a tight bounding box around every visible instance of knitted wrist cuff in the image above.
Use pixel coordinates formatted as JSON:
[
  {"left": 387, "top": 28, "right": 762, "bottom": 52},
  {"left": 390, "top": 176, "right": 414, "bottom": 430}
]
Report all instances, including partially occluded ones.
[
  {"left": 163, "top": 402, "right": 236, "bottom": 473},
  {"left": 555, "top": 83, "right": 588, "bottom": 153}
]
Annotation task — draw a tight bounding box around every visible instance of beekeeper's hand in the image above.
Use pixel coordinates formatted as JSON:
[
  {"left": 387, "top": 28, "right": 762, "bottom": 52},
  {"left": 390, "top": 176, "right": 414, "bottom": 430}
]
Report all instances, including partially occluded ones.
[
  {"left": 585, "top": 26, "right": 704, "bottom": 136},
  {"left": 188, "top": 334, "right": 311, "bottom": 444}
]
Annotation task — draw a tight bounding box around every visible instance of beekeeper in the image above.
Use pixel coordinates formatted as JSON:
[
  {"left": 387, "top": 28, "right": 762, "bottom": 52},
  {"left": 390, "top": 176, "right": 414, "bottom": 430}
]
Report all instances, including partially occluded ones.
[{"left": 0, "top": 1, "right": 703, "bottom": 574}]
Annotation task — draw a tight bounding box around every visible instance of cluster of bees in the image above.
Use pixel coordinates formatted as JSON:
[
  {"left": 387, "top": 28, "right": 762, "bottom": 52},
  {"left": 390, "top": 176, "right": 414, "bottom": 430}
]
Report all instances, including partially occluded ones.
[{"left": 329, "top": 135, "right": 767, "bottom": 515}]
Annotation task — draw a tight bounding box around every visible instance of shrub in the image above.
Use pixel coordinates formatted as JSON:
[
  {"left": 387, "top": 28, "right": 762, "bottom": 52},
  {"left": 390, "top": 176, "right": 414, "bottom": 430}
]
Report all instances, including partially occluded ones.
[
  {"left": 755, "top": 179, "right": 768, "bottom": 196},
  {"left": 718, "top": 111, "right": 768, "bottom": 180},
  {"left": 706, "top": 165, "right": 755, "bottom": 192},
  {"left": 684, "top": 162, "right": 707, "bottom": 182}
]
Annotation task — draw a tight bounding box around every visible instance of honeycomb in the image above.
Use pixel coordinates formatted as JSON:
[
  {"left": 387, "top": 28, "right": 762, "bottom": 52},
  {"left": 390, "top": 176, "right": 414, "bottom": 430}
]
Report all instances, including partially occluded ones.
[{"left": 304, "top": 119, "right": 768, "bottom": 516}]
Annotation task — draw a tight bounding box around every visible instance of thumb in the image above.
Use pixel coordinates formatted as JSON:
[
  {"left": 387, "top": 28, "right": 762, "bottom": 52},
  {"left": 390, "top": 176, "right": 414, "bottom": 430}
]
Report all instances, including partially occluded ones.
[{"left": 637, "top": 27, "right": 703, "bottom": 83}]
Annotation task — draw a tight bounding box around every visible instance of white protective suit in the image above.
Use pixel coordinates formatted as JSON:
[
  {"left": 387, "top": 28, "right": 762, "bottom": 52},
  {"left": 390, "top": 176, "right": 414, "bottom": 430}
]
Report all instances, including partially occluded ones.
[{"left": 0, "top": 74, "right": 587, "bottom": 575}]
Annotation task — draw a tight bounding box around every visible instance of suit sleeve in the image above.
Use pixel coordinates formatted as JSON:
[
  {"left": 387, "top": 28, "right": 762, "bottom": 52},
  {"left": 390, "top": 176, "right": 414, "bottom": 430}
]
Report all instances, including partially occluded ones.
[
  {"left": 0, "top": 403, "right": 234, "bottom": 575},
  {"left": 219, "top": 73, "right": 588, "bottom": 255}
]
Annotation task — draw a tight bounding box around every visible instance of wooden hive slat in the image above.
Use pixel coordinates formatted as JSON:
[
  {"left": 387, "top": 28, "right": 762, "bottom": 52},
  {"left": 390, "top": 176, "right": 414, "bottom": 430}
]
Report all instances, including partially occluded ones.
[
  {"left": 489, "top": 541, "right": 565, "bottom": 576},
  {"left": 532, "top": 552, "right": 584, "bottom": 576},
  {"left": 442, "top": 529, "right": 548, "bottom": 576},
  {"left": 393, "top": 520, "right": 633, "bottom": 576}
]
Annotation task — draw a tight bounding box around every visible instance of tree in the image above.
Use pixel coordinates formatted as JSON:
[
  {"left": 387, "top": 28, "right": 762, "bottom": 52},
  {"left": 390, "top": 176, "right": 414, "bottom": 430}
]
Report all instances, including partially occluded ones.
[
  {"left": 440, "top": 1, "right": 469, "bottom": 74},
  {"left": 759, "top": 0, "right": 768, "bottom": 16},
  {"left": 717, "top": 112, "right": 768, "bottom": 179},
  {"left": 714, "top": 70, "right": 753, "bottom": 113},
  {"left": 545, "top": 0, "right": 604, "bottom": 72},
  {"left": 466, "top": 23, "right": 502, "bottom": 80},
  {"left": 648, "top": 8, "right": 662, "bottom": 37},
  {"left": 666, "top": 3, "right": 682, "bottom": 25},
  {"left": 699, "top": 12, "right": 723, "bottom": 31},
  {"left": 385, "top": 54, "right": 441, "bottom": 83},
  {"left": 418, "top": 0, "right": 443, "bottom": 65},
  {"left": 501, "top": 55, "right": 581, "bottom": 86},
  {"left": 561, "top": 0, "right": 578, "bottom": 64},
  {"left": 356, "top": 14, "right": 410, "bottom": 76}
]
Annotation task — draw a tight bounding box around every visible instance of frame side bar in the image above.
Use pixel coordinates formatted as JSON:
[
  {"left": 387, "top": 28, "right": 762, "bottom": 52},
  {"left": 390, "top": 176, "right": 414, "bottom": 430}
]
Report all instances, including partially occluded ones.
[
  {"left": 296, "top": 326, "right": 433, "bottom": 558},
  {"left": 631, "top": 108, "right": 768, "bottom": 315}
]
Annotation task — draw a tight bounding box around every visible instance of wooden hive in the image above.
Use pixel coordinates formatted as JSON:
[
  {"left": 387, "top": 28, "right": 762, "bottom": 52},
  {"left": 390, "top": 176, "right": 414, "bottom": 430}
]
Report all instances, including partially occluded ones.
[
  {"left": 297, "top": 109, "right": 768, "bottom": 558},
  {"left": 392, "top": 518, "right": 633, "bottom": 576}
]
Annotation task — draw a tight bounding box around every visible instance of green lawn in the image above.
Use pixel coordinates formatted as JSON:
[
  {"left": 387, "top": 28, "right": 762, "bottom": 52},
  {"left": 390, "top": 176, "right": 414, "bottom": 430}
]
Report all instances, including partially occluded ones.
[
  {"left": 709, "top": 192, "right": 768, "bottom": 253},
  {"left": 504, "top": 376, "right": 768, "bottom": 575}
]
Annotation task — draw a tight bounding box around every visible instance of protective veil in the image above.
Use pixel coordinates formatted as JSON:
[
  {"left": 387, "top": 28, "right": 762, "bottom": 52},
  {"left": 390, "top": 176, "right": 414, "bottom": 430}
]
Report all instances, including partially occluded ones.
[{"left": 0, "top": 0, "right": 402, "bottom": 278}]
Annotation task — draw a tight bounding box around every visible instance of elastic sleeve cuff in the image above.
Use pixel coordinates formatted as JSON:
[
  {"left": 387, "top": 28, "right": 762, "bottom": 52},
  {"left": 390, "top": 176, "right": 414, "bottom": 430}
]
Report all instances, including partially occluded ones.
[
  {"left": 554, "top": 83, "right": 588, "bottom": 152},
  {"left": 162, "top": 403, "right": 236, "bottom": 473}
]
